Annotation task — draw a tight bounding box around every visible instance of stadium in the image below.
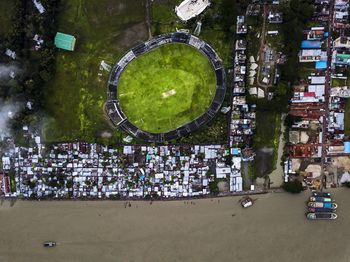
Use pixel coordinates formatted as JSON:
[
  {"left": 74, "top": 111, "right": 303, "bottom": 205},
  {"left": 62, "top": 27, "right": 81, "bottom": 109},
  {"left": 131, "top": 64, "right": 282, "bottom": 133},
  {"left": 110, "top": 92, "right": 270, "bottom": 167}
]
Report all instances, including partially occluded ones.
[{"left": 105, "top": 32, "right": 226, "bottom": 143}]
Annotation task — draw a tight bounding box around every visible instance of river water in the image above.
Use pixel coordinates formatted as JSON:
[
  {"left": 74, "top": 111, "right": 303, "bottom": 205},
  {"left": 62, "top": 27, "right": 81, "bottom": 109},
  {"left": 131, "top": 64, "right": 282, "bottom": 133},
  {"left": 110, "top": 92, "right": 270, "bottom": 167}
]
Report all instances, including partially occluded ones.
[{"left": 0, "top": 189, "right": 349, "bottom": 262}]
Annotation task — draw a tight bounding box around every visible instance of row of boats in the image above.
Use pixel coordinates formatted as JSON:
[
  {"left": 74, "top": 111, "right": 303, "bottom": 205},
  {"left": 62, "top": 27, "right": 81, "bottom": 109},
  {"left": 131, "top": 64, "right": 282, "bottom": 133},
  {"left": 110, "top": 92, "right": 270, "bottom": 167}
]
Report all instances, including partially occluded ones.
[{"left": 306, "top": 192, "right": 338, "bottom": 220}]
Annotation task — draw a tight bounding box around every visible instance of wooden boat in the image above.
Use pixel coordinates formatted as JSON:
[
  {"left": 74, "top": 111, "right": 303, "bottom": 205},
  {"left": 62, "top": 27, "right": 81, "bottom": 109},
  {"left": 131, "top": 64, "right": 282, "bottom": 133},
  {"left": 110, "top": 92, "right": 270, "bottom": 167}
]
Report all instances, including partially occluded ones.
[
  {"left": 307, "top": 202, "right": 337, "bottom": 209},
  {"left": 240, "top": 197, "right": 253, "bottom": 208},
  {"left": 307, "top": 212, "right": 337, "bottom": 220},
  {"left": 43, "top": 241, "right": 56, "bottom": 247},
  {"left": 312, "top": 191, "right": 331, "bottom": 197},
  {"left": 308, "top": 207, "right": 336, "bottom": 213},
  {"left": 309, "top": 196, "right": 332, "bottom": 202}
]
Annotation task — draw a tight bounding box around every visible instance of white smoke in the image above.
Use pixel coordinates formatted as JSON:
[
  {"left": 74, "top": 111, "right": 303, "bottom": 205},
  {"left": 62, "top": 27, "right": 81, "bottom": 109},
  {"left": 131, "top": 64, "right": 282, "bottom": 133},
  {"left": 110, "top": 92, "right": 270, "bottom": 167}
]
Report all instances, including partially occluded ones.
[
  {"left": 0, "top": 100, "right": 20, "bottom": 139},
  {"left": 0, "top": 64, "right": 20, "bottom": 80}
]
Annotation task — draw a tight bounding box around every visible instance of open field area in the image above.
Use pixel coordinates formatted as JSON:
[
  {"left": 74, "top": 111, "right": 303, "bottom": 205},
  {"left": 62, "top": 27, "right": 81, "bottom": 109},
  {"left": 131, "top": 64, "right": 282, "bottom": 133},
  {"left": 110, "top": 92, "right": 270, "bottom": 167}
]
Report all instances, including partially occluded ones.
[
  {"left": 42, "top": 0, "right": 229, "bottom": 144},
  {"left": 118, "top": 43, "right": 216, "bottom": 133},
  {"left": 1, "top": 189, "right": 350, "bottom": 262},
  {"left": 0, "top": 0, "right": 15, "bottom": 38},
  {"left": 253, "top": 111, "right": 281, "bottom": 178},
  {"left": 152, "top": 0, "right": 233, "bottom": 67},
  {"left": 43, "top": 0, "right": 148, "bottom": 143},
  {"left": 345, "top": 99, "right": 350, "bottom": 136}
]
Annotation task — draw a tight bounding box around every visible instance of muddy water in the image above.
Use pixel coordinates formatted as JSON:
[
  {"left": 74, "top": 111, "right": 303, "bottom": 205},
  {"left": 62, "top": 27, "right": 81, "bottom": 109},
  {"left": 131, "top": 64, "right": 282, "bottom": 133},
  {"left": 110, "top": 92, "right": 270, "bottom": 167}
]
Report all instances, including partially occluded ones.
[{"left": 0, "top": 189, "right": 349, "bottom": 262}]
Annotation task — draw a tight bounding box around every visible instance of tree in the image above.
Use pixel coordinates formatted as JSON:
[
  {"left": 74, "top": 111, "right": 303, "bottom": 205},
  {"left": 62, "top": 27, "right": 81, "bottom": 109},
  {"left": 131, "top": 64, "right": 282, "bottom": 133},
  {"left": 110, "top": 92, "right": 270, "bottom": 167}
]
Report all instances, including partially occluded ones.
[
  {"left": 66, "top": 179, "right": 73, "bottom": 188},
  {"left": 281, "top": 0, "right": 314, "bottom": 84},
  {"left": 282, "top": 180, "right": 303, "bottom": 193},
  {"left": 209, "top": 179, "right": 219, "bottom": 194},
  {"left": 153, "top": 22, "right": 161, "bottom": 36},
  {"left": 284, "top": 115, "right": 303, "bottom": 127}
]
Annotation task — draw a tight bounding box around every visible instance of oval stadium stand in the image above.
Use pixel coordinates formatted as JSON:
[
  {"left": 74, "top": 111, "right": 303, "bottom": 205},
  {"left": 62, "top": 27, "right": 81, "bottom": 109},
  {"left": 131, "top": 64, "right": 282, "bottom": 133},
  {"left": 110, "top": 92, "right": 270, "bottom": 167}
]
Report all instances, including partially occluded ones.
[{"left": 105, "top": 32, "right": 226, "bottom": 142}]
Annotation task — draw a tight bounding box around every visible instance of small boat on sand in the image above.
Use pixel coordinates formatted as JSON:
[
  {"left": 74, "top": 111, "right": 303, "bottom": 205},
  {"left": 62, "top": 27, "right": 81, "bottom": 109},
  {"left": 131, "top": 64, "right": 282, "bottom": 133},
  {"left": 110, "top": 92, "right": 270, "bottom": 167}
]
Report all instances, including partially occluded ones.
[
  {"left": 309, "top": 196, "right": 332, "bottom": 202},
  {"left": 308, "top": 202, "right": 337, "bottom": 209},
  {"left": 307, "top": 212, "right": 337, "bottom": 220}
]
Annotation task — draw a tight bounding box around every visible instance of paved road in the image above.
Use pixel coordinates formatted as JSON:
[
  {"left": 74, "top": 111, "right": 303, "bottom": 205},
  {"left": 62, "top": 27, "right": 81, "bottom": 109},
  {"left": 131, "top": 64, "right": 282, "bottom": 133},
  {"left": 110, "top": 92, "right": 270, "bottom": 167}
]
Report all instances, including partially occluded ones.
[{"left": 320, "top": 0, "right": 335, "bottom": 190}]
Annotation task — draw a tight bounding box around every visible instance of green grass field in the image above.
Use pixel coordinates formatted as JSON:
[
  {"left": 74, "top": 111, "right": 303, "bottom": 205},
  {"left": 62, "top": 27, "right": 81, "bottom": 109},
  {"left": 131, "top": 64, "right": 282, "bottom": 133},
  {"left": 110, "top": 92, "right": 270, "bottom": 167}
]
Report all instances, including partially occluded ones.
[
  {"left": 253, "top": 111, "right": 281, "bottom": 178},
  {"left": 42, "top": 0, "right": 228, "bottom": 144},
  {"left": 43, "top": 0, "right": 148, "bottom": 143},
  {"left": 118, "top": 43, "right": 216, "bottom": 133},
  {"left": 345, "top": 99, "right": 350, "bottom": 136},
  {"left": 0, "top": 0, "right": 15, "bottom": 38}
]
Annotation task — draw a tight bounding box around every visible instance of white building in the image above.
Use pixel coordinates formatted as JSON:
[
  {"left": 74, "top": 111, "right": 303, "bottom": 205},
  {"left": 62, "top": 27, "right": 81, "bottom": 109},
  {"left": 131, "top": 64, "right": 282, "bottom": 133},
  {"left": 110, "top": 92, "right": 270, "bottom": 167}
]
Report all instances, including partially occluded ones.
[{"left": 175, "top": 0, "right": 210, "bottom": 21}]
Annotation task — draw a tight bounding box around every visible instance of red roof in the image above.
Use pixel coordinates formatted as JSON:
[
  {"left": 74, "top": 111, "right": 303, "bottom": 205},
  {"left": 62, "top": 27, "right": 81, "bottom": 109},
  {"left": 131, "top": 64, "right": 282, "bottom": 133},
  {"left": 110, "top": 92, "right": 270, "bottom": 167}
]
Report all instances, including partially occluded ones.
[
  {"left": 3, "top": 176, "right": 10, "bottom": 194},
  {"left": 304, "top": 92, "right": 316, "bottom": 97}
]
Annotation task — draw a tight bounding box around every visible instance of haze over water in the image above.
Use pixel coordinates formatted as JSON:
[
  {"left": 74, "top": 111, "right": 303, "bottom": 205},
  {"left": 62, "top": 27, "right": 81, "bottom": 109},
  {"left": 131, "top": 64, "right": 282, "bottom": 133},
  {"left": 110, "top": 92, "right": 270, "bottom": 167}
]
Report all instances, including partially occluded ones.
[{"left": 0, "top": 189, "right": 349, "bottom": 262}]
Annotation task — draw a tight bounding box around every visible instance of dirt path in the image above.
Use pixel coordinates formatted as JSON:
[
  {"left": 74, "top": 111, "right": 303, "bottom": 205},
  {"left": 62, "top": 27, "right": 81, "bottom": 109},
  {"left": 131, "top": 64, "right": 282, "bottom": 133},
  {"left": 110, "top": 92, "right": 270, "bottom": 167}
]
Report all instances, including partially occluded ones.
[
  {"left": 256, "top": 3, "right": 274, "bottom": 90},
  {"left": 268, "top": 114, "right": 286, "bottom": 187},
  {"left": 145, "top": 0, "right": 152, "bottom": 39}
]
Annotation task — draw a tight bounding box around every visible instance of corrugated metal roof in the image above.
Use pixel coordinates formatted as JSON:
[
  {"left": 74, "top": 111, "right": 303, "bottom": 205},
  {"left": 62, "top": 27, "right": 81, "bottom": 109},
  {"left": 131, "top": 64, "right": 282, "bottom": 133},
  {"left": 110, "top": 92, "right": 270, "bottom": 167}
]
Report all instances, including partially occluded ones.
[
  {"left": 337, "top": 53, "right": 350, "bottom": 59},
  {"left": 344, "top": 141, "right": 350, "bottom": 154},
  {"left": 315, "top": 60, "right": 327, "bottom": 69},
  {"left": 301, "top": 40, "right": 321, "bottom": 49},
  {"left": 54, "top": 32, "right": 76, "bottom": 51}
]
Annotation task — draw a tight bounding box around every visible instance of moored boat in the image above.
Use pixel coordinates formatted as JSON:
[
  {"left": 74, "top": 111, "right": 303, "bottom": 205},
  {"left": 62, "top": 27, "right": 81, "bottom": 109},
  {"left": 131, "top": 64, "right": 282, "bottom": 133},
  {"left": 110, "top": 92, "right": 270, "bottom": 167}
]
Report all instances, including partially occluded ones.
[
  {"left": 240, "top": 196, "right": 253, "bottom": 208},
  {"left": 43, "top": 241, "right": 56, "bottom": 247},
  {"left": 308, "top": 207, "right": 336, "bottom": 213},
  {"left": 307, "top": 202, "right": 338, "bottom": 209},
  {"left": 312, "top": 191, "right": 331, "bottom": 197},
  {"left": 307, "top": 212, "right": 337, "bottom": 220},
  {"left": 309, "top": 196, "right": 332, "bottom": 202}
]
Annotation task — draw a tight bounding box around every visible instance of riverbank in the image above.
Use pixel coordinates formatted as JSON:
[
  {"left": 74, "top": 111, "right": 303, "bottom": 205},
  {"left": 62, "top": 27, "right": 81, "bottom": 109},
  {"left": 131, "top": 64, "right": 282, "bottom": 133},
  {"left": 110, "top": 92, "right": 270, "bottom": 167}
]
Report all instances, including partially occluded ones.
[{"left": 0, "top": 188, "right": 349, "bottom": 262}]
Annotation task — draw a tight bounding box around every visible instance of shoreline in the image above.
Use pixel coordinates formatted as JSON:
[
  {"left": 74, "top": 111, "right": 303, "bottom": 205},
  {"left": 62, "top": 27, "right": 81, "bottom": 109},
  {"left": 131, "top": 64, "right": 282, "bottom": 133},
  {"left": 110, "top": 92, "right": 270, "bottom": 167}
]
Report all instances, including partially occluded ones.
[
  {"left": 0, "top": 189, "right": 277, "bottom": 202},
  {"left": 1, "top": 188, "right": 349, "bottom": 262}
]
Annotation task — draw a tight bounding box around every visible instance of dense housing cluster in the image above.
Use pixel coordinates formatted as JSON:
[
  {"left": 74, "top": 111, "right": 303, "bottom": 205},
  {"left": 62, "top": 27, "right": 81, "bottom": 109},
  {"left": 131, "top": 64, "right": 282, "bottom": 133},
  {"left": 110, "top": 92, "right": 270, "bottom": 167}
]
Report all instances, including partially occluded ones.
[
  {"left": 105, "top": 32, "right": 226, "bottom": 142},
  {"left": 285, "top": 0, "right": 350, "bottom": 188},
  {"left": 1, "top": 142, "right": 244, "bottom": 198},
  {"left": 230, "top": 21, "right": 256, "bottom": 161}
]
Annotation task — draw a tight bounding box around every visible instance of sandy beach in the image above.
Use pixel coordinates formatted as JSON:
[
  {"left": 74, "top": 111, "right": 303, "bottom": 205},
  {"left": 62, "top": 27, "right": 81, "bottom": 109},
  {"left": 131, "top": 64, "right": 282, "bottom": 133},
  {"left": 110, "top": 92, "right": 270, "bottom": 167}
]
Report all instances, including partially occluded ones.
[{"left": 0, "top": 189, "right": 349, "bottom": 262}]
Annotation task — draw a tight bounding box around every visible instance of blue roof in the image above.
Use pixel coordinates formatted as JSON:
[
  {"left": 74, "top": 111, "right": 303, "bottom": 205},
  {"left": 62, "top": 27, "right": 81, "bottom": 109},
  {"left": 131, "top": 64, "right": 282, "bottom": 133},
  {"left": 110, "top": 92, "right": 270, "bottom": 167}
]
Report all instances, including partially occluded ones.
[
  {"left": 301, "top": 40, "right": 321, "bottom": 49},
  {"left": 316, "top": 61, "right": 327, "bottom": 69},
  {"left": 324, "top": 203, "right": 332, "bottom": 208},
  {"left": 231, "top": 148, "right": 239, "bottom": 155},
  {"left": 344, "top": 141, "right": 350, "bottom": 154}
]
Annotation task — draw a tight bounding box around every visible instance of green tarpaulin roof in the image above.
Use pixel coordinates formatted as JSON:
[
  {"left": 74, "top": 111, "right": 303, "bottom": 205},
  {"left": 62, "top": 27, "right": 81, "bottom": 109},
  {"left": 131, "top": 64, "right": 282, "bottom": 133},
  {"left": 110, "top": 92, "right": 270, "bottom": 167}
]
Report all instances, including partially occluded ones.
[
  {"left": 54, "top": 32, "right": 76, "bottom": 51},
  {"left": 336, "top": 53, "right": 350, "bottom": 59}
]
